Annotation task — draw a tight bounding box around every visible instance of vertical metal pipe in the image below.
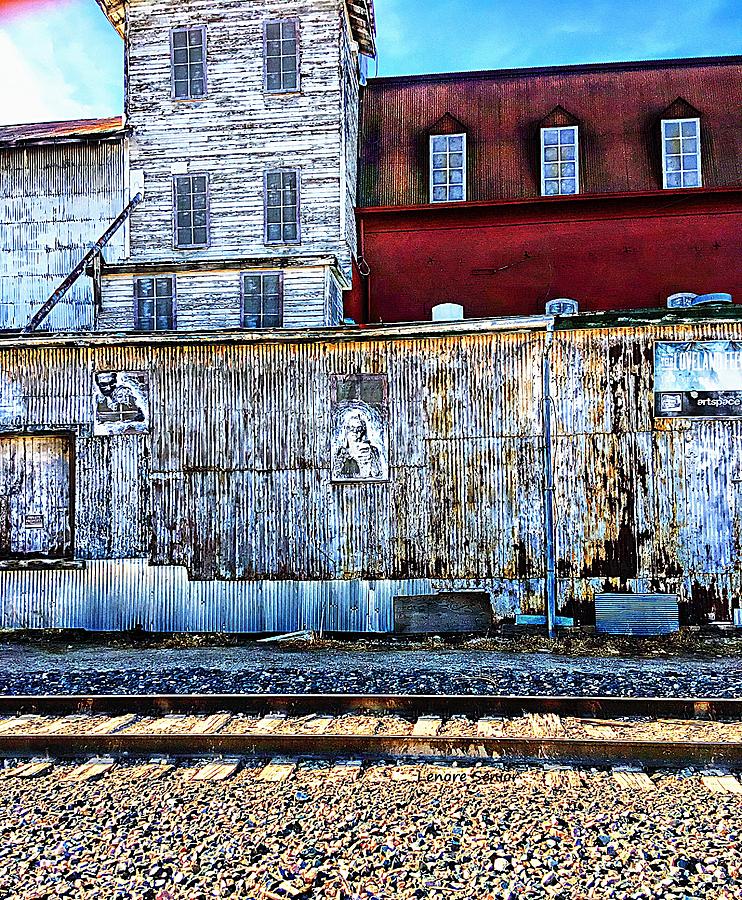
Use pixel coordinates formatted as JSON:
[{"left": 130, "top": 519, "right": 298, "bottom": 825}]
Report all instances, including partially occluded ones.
[{"left": 543, "top": 320, "right": 557, "bottom": 639}]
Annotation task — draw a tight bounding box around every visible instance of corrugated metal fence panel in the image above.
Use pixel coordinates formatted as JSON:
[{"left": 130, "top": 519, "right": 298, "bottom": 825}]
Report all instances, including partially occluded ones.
[
  {"left": 0, "top": 141, "right": 125, "bottom": 331},
  {"left": 146, "top": 332, "right": 544, "bottom": 583},
  {"left": 552, "top": 321, "right": 742, "bottom": 624},
  {"left": 0, "top": 561, "right": 432, "bottom": 633},
  {"left": 595, "top": 593, "right": 680, "bottom": 635}
]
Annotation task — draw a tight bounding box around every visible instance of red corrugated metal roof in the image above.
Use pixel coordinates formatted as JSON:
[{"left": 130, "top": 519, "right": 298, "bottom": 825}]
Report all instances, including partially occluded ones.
[
  {"left": 0, "top": 116, "right": 124, "bottom": 148},
  {"left": 359, "top": 56, "right": 742, "bottom": 207}
]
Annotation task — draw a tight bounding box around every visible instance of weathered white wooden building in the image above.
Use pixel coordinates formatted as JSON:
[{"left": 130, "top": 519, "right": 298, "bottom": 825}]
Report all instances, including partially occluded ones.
[{"left": 1, "top": 0, "right": 375, "bottom": 333}]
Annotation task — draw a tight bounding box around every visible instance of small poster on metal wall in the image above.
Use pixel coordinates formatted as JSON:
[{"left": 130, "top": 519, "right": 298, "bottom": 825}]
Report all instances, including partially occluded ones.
[
  {"left": 654, "top": 341, "right": 742, "bottom": 418},
  {"left": 331, "top": 374, "right": 389, "bottom": 482},
  {"left": 93, "top": 371, "right": 150, "bottom": 436}
]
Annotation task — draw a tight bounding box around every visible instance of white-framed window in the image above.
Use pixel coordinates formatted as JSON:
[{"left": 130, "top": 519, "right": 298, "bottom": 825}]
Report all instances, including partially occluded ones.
[
  {"left": 430, "top": 134, "right": 466, "bottom": 202},
  {"left": 541, "top": 126, "right": 579, "bottom": 196},
  {"left": 264, "top": 169, "right": 300, "bottom": 244},
  {"left": 662, "top": 118, "right": 702, "bottom": 189},
  {"left": 173, "top": 173, "right": 210, "bottom": 248},
  {"left": 241, "top": 271, "right": 283, "bottom": 328}
]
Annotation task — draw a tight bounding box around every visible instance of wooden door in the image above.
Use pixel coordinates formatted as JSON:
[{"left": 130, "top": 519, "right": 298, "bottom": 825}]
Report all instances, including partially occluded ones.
[{"left": 0, "top": 435, "right": 72, "bottom": 559}]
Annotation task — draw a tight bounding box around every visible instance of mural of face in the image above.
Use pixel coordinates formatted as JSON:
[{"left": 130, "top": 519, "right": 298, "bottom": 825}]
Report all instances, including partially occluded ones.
[{"left": 339, "top": 411, "right": 383, "bottom": 479}]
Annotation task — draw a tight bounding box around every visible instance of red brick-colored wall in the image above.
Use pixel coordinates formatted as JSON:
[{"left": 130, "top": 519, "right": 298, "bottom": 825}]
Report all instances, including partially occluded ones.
[{"left": 352, "top": 189, "right": 742, "bottom": 323}]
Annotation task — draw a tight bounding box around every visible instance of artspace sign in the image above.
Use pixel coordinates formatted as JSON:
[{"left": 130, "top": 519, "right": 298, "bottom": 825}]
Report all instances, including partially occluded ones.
[{"left": 654, "top": 341, "right": 742, "bottom": 418}]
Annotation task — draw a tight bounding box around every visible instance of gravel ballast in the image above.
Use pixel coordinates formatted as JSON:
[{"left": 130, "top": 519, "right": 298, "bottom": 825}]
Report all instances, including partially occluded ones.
[
  {"left": 1, "top": 644, "right": 741, "bottom": 697},
  {"left": 1, "top": 763, "right": 740, "bottom": 900}
]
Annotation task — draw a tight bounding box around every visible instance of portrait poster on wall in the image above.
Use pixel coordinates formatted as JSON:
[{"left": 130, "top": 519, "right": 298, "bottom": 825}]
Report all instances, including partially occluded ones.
[
  {"left": 93, "top": 371, "right": 150, "bottom": 436},
  {"left": 331, "top": 374, "right": 389, "bottom": 482}
]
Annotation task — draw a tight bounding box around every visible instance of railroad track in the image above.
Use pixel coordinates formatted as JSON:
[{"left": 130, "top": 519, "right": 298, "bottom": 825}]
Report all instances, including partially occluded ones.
[{"left": 1, "top": 694, "right": 742, "bottom": 771}]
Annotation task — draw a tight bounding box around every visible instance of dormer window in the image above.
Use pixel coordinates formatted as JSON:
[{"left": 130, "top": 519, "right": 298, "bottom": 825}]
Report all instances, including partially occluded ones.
[
  {"left": 541, "top": 126, "right": 578, "bottom": 196},
  {"left": 430, "top": 134, "right": 466, "bottom": 202},
  {"left": 662, "top": 118, "right": 701, "bottom": 188}
]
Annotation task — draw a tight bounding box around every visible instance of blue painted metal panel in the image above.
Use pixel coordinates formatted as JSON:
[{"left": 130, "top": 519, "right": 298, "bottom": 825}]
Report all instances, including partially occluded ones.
[{"left": 595, "top": 593, "right": 679, "bottom": 635}]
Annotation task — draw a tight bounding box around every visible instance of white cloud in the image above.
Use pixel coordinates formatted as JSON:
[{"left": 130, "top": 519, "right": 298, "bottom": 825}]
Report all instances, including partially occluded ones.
[
  {"left": 0, "top": 1, "right": 122, "bottom": 126},
  {"left": 0, "top": 30, "right": 87, "bottom": 124}
]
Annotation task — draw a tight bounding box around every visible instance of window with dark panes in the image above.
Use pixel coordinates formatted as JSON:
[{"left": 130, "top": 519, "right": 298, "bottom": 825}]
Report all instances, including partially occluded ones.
[
  {"left": 264, "top": 20, "right": 299, "bottom": 92},
  {"left": 171, "top": 26, "right": 207, "bottom": 99},
  {"left": 264, "top": 170, "right": 300, "bottom": 243},
  {"left": 174, "top": 174, "right": 209, "bottom": 248},
  {"left": 334, "top": 374, "right": 387, "bottom": 406},
  {"left": 241, "top": 272, "right": 283, "bottom": 328},
  {"left": 134, "top": 277, "right": 175, "bottom": 331}
]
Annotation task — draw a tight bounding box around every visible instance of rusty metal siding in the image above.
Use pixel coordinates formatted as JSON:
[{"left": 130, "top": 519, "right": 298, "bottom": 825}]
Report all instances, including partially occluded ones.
[
  {"left": 0, "top": 435, "right": 72, "bottom": 559},
  {"left": 143, "top": 332, "right": 544, "bottom": 583},
  {"left": 2, "top": 316, "right": 742, "bottom": 629},
  {"left": 0, "top": 117, "right": 124, "bottom": 147},
  {"left": 551, "top": 320, "right": 742, "bottom": 625},
  {"left": 359, "top": 58, "right": 742, "bottom": 207},
  {"left": 0, "top": 140, "right": 126, "bottom": 331}
]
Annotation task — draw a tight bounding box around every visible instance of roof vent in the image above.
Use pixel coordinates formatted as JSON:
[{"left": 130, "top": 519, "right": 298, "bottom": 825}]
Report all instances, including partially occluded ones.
[
  {"left": 432, "top": 303, "right": 464, "bottom": 322},
  {"left": 691, "top": 292, "right": 733, "bottom": 306},
  {"left": 667, "top": 292, "right": 697, "bottom": 309},
  {"left": 545, "top": 298, "right": 579, "bottom": 316}
]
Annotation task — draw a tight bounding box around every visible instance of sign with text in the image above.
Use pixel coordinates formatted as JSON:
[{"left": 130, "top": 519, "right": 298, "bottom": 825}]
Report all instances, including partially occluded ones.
[{"left": 654, "top": 341, "right": 742, "bottom": 418}]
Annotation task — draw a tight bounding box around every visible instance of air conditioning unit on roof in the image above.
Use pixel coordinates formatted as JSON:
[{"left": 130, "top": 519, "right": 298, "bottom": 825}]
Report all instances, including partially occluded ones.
[
  {"left": 667, "top": 292, "right": 697, "bottom": 308},
  {"left": 432, "top": 303, "right": 464, "bottom": 322},
  {"left": 545, "top": 298, "right": 579, "bottom": 316}
]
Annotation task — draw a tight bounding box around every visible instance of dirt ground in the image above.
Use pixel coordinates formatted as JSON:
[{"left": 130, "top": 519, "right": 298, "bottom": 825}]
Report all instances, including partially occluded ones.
[{"left": 3, "top": 627, "right": 742, "bottom": 658}]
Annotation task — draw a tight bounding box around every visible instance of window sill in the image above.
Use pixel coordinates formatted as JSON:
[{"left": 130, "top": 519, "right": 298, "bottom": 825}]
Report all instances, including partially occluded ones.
[{"left": 0, "top": 559, "right": 86, "bottom": 572}]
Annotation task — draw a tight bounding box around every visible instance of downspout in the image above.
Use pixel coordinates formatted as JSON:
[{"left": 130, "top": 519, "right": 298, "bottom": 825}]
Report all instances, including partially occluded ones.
[{"left": 543, "top": 319, "right": 557, "bottom": 639}]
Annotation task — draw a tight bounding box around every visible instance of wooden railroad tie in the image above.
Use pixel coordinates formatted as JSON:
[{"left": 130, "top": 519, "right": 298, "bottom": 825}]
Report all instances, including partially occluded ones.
[
  {"left": 2, "top": 760, "right": 53, "bottom": 779},
  {"left": 612, "top": 768, "right": 655, "bottom": 792},
  {"left": 411, "top": 716, "right": 443, "bottom": 737},
  {"left": 258, "top": 757, "right": 298, "bottom": 782},
  {"left": 62, "top": 758, "right": 116, "bottom": 783},
  {"left": 702, "top": 774, "right": 742, "bottom": 795}
]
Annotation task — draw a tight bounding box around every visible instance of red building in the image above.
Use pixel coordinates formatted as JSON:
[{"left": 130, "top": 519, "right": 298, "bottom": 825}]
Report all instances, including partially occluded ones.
[{"left": 350, "top": 56, "right": 742, "bottom": 324}]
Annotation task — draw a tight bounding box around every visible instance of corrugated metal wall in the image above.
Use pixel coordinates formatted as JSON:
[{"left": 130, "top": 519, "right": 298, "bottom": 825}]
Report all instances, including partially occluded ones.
[
  {"left": 0, "top": 140, "right": 125, "bottom": 331},
  {"left": 1, "top": 317, "right": 741, "bottom": 630}
]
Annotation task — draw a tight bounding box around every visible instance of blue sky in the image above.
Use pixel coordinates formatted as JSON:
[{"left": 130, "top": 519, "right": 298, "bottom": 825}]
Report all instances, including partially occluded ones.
[{"left": 0, "top": 0, "right": 740, "bottom": 125}]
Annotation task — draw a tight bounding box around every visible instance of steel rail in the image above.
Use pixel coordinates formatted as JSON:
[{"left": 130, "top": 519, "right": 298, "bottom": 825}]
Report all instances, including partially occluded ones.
[
  {"left": 0, "top": 694, "right": 741, "bottom": 719},
  {"left": 2, "top": 696, "right": 742, "bottom": 769}
]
